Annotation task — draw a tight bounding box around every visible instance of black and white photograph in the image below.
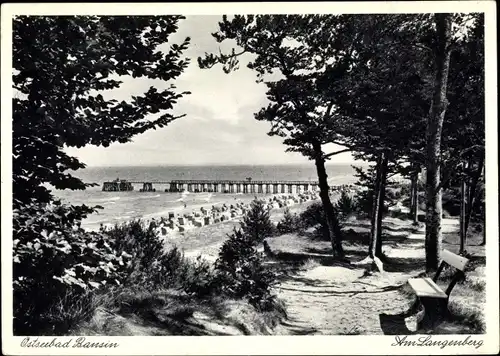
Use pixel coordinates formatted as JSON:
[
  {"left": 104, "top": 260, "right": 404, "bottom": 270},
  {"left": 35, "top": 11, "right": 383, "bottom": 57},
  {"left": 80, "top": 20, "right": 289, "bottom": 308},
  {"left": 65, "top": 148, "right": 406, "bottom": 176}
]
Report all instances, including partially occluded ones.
[{"left": 1, "top": 2, "right": 498, "bottom": 355}]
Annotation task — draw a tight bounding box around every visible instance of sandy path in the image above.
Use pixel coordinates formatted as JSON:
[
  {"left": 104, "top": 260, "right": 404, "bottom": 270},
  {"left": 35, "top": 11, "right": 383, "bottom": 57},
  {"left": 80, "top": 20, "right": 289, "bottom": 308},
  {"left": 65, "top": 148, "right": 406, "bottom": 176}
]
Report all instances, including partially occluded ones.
[
  {"left": 273, "top": 265, "right": 415, "bottom": 335},
  {"left": 272, "top": 218, "right": 460, "bottom": 335}
]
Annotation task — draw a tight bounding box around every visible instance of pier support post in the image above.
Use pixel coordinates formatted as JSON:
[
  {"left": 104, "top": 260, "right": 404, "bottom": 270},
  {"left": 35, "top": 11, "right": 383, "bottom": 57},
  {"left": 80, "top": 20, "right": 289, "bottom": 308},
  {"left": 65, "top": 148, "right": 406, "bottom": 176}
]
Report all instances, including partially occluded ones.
[
  {"left": 258, "top": 184, "right": 263, "bottom": 194},
  {"left": 273, "top": 184, "right": 278, "bottom": 194},
  {"left": 288, "top": 184, "right": 293, "bottom": 194},
  {"left": 281, "top": 184, "right": 286, "bottom": 193}
]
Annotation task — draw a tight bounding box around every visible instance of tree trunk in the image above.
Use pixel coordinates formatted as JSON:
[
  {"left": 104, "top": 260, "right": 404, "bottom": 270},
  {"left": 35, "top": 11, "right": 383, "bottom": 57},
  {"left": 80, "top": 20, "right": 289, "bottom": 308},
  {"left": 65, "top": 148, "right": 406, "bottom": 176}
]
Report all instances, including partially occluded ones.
[
  {"left": 410, "top": 169, "right": 416, "bottom": 213},
  {"left": 464, "top": 154, "right": 484, "bottom": 237},
  {"left": 481, "top": 219, "right": 486, "bottom": 245},
  {"left": 411, "top": 167, "right": 419, "bottom": 224},
  {"left": 425, "top": 13, "right": 452, "bottom": 272},
  {"left": 375, "top": 153, "right": 389, "bottom": 258},
  {"left": 459, "top": 168, "right": 467, "bottom": 254},
  {"left": 313, "top": 144, "right": 345, "bottom": 259},
  {"left": 369, "top": 152, "right": 384, "bottom": 259}
]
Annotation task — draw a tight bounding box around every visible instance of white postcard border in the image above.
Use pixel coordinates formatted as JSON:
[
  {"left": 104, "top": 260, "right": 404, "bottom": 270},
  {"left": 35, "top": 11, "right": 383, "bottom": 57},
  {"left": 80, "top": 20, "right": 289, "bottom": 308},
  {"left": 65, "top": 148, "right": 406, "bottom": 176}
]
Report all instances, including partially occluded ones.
[{"left": 1, "top": 2, "right": 498, "bottom": 355}]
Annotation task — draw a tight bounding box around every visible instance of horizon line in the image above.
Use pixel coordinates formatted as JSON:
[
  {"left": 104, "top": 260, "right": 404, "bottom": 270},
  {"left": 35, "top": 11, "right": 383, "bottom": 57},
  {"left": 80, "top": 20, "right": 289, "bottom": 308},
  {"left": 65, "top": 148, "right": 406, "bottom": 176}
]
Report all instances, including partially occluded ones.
[{"left": 80, "top": 162, "right": 369, "bottom": 169}]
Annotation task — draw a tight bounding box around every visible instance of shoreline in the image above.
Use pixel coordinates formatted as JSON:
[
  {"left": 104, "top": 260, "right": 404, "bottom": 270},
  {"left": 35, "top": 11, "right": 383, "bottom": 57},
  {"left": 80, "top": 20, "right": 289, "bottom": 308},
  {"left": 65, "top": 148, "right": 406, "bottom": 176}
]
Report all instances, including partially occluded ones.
[
  {"left": 99, "top": 191, "right": 323, "bottom": 234},
  {"left": 85, "top": 190, "right": 336, "bottom": 232}
]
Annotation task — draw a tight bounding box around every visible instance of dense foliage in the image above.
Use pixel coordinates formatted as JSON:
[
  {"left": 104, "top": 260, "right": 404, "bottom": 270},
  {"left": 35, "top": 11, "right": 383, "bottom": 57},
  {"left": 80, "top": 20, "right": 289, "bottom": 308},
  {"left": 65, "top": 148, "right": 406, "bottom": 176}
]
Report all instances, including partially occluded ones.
[
  {"left": 14, "top": 218, "right": 216, "bottom": 335},
  {"left": 334, "top": 191, "right": 360, "bottom": 222},
  {"left": 13, "top": 202, "right": 129, "bottom": 334},
  {"left": 13, "top": 15, "right": 190, "bottom": 206}
]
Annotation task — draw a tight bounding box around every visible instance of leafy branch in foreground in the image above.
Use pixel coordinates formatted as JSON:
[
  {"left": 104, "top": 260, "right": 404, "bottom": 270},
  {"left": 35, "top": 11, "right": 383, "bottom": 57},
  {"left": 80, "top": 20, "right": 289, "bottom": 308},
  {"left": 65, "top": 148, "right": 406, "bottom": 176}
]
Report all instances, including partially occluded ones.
[{"left": 13, "top": 16, "right": 191, "bottom": 206}]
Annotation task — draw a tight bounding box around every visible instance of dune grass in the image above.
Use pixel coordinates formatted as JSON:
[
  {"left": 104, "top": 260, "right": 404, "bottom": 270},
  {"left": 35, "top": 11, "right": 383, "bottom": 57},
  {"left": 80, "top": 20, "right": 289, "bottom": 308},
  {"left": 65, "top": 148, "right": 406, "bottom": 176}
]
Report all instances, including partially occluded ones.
[{"left": 73, "top": 287, "right": 286, "bottom": 336}]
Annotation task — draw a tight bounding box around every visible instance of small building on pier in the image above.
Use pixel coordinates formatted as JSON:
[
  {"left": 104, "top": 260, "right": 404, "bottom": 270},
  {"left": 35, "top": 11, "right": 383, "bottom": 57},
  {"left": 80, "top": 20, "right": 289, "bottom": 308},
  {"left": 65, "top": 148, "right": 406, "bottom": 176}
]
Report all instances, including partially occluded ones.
[{"left": 102, "top": 178, "right": 134, "bottom": 192}]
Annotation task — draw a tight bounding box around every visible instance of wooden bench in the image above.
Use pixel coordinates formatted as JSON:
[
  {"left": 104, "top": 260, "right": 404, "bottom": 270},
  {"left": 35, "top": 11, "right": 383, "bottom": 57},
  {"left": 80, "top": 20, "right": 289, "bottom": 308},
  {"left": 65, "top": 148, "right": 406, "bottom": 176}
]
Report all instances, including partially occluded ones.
[{"left": 408, "top": 249, "right": 469, "bottom": 330}]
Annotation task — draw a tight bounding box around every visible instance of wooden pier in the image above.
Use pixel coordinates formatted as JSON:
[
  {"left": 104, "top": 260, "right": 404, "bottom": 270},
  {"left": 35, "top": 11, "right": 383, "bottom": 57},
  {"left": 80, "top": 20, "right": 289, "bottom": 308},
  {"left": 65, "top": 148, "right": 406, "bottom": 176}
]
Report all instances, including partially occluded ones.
[{"left": 102, "top": 179, "right": 329, "bottom": 194}]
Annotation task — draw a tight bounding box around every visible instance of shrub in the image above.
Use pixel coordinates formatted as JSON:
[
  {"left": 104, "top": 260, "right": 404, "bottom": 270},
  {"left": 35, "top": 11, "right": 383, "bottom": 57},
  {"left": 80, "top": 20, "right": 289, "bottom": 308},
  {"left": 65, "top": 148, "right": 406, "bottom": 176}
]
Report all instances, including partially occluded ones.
[
  {"left": 353, "top": 188, "right": 375, "bottom": 217},
  {"left": 385, "top": 186, "right": 402, "bottom": 201},
  {"left": 398, "top": 183, "right": 411, "bottom": 200},
  {"left": 447, "top": 301, "right": 485, "bottom": 333},
  {"left": 106, "top": 220, "right": 216, "bottom": 296},
  {"left": 334, "top": 191, "right": 359, "bottom": 222},
  {"left": 13, "top": 201, "right": 128, "bottom": 335},
  {"left": 215, "top": 227, "right": 277, "bottom": 311},
  {"left": 299, "top": 201, "right": 326, "bottom": 229},
  {"left": 299, "top": 195, "right": 358, "bottom": 237},
  {"left": 240, "top": 199, "right": 275, "bottom": 243},
  {"left": 277, "top": 208, "right": 301, "bottom": 234},
  {"left": 13, "top": 211, "right": 216, "bottom": 335},
  {"left": 442, "top": 187, "right": 461, "bottom": 217}
]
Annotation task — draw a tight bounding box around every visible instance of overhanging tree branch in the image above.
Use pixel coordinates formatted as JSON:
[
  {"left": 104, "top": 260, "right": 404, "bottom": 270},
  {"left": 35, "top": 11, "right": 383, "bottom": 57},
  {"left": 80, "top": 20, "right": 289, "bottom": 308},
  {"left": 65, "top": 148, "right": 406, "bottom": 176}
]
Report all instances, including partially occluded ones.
[{"left": 323, "top": 148, "right": 351, "bottom": 159}]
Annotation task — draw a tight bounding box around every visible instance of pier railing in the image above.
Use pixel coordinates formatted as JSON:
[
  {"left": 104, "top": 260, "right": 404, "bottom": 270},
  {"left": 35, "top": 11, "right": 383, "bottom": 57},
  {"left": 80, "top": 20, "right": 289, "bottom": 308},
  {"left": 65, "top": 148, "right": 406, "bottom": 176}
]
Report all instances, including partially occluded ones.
[
  {"left": 101, "top": 179, "right": 340, "bottom": 193},
  {"left": 128, "top": 179, "right": 318, "bottom": 185}
]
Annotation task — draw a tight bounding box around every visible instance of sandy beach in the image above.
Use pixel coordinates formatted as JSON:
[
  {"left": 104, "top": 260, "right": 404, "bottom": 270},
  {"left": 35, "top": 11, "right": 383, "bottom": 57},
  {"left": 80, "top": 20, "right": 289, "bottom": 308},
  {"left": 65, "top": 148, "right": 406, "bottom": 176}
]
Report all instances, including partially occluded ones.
[{"left": 162, "top": 190, "right": 347, "bottom": 261}]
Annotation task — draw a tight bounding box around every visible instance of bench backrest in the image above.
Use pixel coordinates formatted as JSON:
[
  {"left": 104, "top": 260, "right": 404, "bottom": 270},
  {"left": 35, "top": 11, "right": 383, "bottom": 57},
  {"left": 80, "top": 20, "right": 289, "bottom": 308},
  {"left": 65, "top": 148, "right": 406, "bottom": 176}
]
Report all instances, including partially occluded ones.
[
  {"left": 441, "top": 249, "right": 469, "bottom": 271},
  {"left": 434, "top": 249, "right": 469, "bottom": 297}
]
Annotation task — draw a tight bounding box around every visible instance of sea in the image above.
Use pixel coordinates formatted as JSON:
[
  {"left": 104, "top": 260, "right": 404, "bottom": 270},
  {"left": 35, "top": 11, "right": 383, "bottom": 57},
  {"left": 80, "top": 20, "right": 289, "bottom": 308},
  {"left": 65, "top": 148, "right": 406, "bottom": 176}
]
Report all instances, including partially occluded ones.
[{"left": 54, "top": 164, "right": 360, "bottom": 231}]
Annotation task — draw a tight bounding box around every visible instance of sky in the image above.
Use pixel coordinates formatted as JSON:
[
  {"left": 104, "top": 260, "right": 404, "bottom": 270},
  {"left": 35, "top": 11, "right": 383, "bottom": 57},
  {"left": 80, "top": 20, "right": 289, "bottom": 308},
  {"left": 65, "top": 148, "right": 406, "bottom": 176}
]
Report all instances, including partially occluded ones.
[{"left": 65, "top": 16, "right": 355, "bottom": 167}]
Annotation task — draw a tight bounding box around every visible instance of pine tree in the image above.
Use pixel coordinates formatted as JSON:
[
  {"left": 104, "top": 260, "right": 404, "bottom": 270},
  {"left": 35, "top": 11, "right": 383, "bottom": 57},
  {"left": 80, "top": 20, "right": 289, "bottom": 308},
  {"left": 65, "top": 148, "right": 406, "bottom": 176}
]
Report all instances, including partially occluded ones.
[
  {"left": 278, "top": 207, "right": 299, "bottom": 234},
  {"left": 198, "top": 15, "right": 357, "bottom": 259},
  {"left": 241, "top": 199, "right": 275, "bottom": 244}
]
